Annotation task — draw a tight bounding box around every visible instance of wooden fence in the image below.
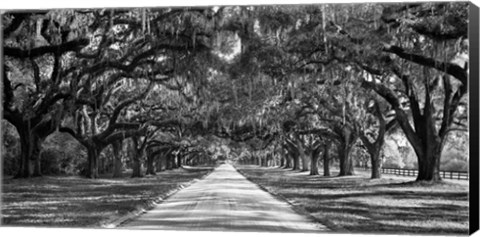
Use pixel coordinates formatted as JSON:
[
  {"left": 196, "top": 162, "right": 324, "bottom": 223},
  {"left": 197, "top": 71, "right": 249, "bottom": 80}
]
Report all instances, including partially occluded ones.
[{"left": 380, "top": 167, "right": 469, "bottom": 180}]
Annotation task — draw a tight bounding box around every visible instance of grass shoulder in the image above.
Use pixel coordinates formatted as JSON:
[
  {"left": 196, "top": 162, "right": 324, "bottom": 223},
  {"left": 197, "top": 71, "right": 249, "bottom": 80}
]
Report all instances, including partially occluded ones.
[
  {"left": 235, "top": 165, "right": 469, "bottom": 235},
  {"left": 1, "top": 166, "right": 214, "bottom": 227}
]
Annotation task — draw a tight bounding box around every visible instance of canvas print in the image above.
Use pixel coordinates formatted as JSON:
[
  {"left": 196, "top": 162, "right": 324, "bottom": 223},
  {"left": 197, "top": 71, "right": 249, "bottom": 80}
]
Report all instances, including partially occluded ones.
[{"left": 1, "top": 1, "right": 474, "bottom": 235}]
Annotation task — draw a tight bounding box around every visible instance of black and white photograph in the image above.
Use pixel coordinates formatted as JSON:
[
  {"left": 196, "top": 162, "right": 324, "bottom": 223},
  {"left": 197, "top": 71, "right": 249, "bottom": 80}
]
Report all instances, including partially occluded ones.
[{"left": 1, "top": 1, "right": 478, "bottom": 236}]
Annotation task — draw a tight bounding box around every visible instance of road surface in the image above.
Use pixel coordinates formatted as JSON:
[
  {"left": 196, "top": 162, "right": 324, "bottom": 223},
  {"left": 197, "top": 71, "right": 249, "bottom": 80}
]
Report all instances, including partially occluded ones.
[{"left": 122, "top": 164, "right": 328, "bottom": 232}]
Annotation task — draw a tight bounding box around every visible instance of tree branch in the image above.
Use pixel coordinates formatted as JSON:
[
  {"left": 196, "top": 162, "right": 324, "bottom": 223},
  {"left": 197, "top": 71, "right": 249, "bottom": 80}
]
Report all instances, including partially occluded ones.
[
  {"left": 59, "top": 126, "right": 86, "bottom": 145},
  {"left": 361, "top": 78, "right": 423, "bottom": 148},
  {"left": 3, "top": 66, "right": 15, "bottom": 109},
  {"left": 3, "top": 13, "right": 31, "bottom": 37},
  {"left": 383, "top": 44, "right": 467, "bottom": 84},
  {"left": 392, "top": 68, "right": 423, "bottom": 134},
  {"left": 97, "top": 82, "right": 153, "bottom": 140},
  {"left": 110, "top": 123, "right": 142, "bottom": 130},
  {"left": 104, "top": 127, "right": 147, "bottom": 144},
  {"left": 4, "top": 38, "right": 90, "bottom": 58},
  {"left": 51, "top": 54, "right": 61, "bottom": 84},
  {"left": 35, "top": 93, "right": 71, "bottom": 116},
  {"left": 111, "top": 83, "right": 153, "bottom": 125}
]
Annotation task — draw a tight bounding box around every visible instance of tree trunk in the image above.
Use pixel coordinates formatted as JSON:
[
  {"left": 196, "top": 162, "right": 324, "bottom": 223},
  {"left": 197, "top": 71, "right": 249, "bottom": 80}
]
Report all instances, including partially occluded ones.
[
  {"left": 279, "top": 149, "right": 285, "bottom": 167},
  {"left": 156, "top": 153, "right": 165, "bottom": 172},
  {"left": 86, "top": 145, "right": 100, "bottom": 179},
  {"left": 15, "top": 127, "right": 33, "bottom": 178},
  {"left": 395, "top": 109, "right": 443, "bottom": 182},
  {"left": 146, "top": 152, "right": 156, "bottom": 175},
  {"left": 32, "top": 135, "right": 44, "bottom": 177},
  {"left": 283, "top": 151, "right": 292, "bottom": 169},
  {"left": 360, "top": 135, "right": 384, "bottom": 179},
  {"left": 323, "top": 146, "right": 331, "bottom": 177},
  {"left": 310, "top": 147, "right": 321, "bottom": 176},
  {"left": 176, "top": 154, "right": 182, "bottom": 168},
  {"left": 338, "top": 142, "right": 355, "bottom": 176},
  {"left": 131, "top": 142, "right": 144, "bottom": 178},
  {"left": 310, "top": 156, "right": 319, "bottom": 175},
  {"left": 131, "top": 151, "right": 143, "bottom": 178},
  {"left": 131, "top": 136, "right": 147, "bottom": 178},
  {"left": 98, "top": 155, "right": 105, "bottom": 174},
  {"left": 166, "top": 154, "right": 173, "bottom": 170},
  {"left": 261, "top": 156, "right": 267, "bottom": 167},
  {"left": 15, "top": 125, "right": 47, "bottom": 178},
  {"left": 272, "top": 151, "right": 278, "bottom": 166},
  {"left": 414, "top": 140, "right": 442, "bottom": 182},
  {"left": 295, "top": 138, "right": 309, "bottom": 171},
  {"left": 417, "top": 154, "right": 441, "bottom": 181},
  {"left": 370, "top": 148, "right": 382, "bottom": 179},
  {"left": 14, "top": 117, "right": 57, "bottom": 178},
  {"left": 112, "top": 141, "right": 123, "bottom": 178},
  {"left": 284, "top": 140, "right": 298, "bottom": 170},
  {"left": 292, "top": 152, "right": 300, "bottom": 170},
  {"left": 301, "top": 153, "right": 310, "bottom": 171},
  {"left": 171, "top": 154, "right": 178, "bottom": 169},
  {"left": 368, "top": 76, "right": 448, "bottom": 182}
]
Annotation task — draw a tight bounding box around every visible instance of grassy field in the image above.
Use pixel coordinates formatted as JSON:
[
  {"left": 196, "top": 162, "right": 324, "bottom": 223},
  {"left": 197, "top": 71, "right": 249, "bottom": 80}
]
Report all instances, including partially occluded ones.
[
  {"left": 1, "top": 166, "right": 213, "bottom": 227},
  {"left": 236, "top": 165, "right": 469, "bottom": 235}
]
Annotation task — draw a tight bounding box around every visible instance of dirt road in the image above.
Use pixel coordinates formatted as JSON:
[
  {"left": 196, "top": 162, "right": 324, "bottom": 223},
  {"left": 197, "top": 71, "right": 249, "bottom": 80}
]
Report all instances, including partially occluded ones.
[{"left": 122, "top": 164, "right": 328, "bottom": 232}]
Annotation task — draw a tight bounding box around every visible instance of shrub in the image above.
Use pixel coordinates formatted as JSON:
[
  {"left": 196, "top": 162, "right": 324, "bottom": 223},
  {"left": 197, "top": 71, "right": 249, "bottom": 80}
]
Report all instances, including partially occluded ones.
[
  {"left": 441, "top": 158, "right": 468, "bottom": 172},
  {"left": 40, "top": 149, "right": 62, "bottom": 174},
  {"left": 2, "top": 121, "right": 20, "bottom": 176},
  {"left": 2, "top": 149, "right": 19, "bottom": 176}
]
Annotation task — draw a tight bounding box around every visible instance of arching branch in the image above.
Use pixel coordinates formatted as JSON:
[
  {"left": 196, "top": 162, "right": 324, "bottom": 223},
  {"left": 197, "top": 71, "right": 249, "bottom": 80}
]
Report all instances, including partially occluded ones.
[
  {"left": 383, "top": 44, "right": 467, "bottom": 84},
  {"left": 4, "top": 39, "right": 90, "bottom": 58}
]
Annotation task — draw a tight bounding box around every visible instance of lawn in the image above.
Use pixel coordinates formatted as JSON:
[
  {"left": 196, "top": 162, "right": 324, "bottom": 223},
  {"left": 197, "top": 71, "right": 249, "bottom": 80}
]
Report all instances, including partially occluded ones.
[
  {"left": 1, "top": 166, "right": 214, "bottom": 227},
  {"left": 235, "top": 165, "right": 469, "bottom": 235}
]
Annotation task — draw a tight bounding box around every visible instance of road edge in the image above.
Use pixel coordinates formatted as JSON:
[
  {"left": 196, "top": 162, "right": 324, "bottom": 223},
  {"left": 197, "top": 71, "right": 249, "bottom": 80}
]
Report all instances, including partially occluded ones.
[
  {"left": 233, "top": 165, "right": 332, "bottom": 232},
  {"left": 99, "top": 166, "right": 216, "bottom": 228}
]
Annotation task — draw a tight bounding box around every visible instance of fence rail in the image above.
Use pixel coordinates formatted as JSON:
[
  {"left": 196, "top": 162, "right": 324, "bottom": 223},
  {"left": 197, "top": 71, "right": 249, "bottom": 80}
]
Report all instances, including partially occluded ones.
[{"left": 380, "top": 167, "right": 469, "bottom": 180}]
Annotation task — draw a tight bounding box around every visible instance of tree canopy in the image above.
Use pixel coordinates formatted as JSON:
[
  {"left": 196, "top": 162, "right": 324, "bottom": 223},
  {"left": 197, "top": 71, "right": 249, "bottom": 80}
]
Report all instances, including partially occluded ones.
[{"left": 2, "top": 2, "right": 470, "bottom": 182}]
